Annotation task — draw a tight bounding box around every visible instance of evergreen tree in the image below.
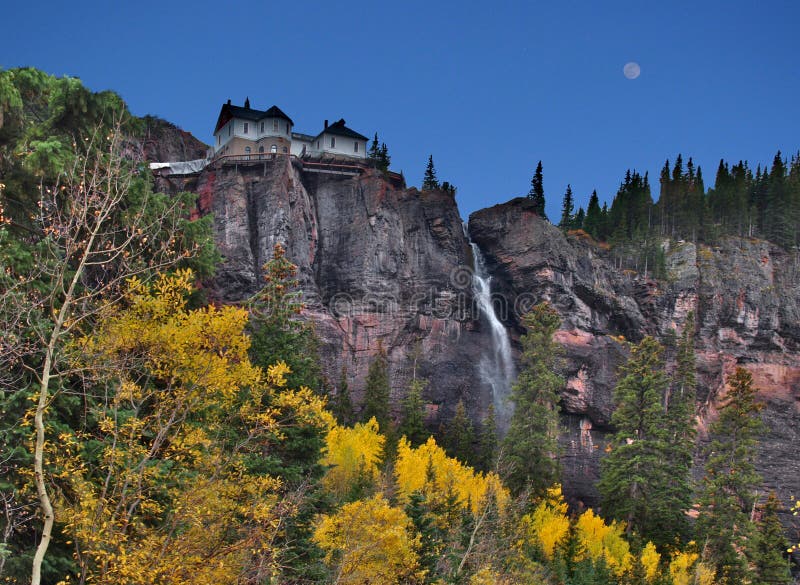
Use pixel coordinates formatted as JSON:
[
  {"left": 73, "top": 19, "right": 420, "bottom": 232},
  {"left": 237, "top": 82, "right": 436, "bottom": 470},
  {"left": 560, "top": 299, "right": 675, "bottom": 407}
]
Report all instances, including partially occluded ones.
[
  {"left": 444, "top": 399, "right": 475, "bottom": 465},
  {"left": 368, "top": 132, "right": 381, "bottom": 160},
  {"left": 528, "top": 160, "right": 547, "bottom": 219},
  {"left": 660, "top": 317, "right": 697, "bottom": 544},
  {"left": 584, "top": 190, "right": 603, "bottom": 239},
  {"left": 502, "top": 303, "right": 563, "bottom": 499},
  {"left": 249, "top": 244, "right": 323, "bottom": 390},
  {"left": 332, "top": 366, "right": 355, "bottom": 426},
  {"left": 422, "top": 155, "right": 439, "bottom": 190},
  {"left": 753, "top": 493, "right": 792, "bottom": 585},
  {"left": 360, "top": 345, "right": 392, "bottom": 433},
  {"left": 598, "top": 336, "right": 682, "bottom": 548},
  {"left": 379, "top": 142, "right": 391, "bottom": 171},
  {"left": 477, "top": 404, "right": 498, "bottom": 472},
  {"left": 573, "top": 206, "right": 586, "bottom": 230},
  {"left": 559, "top": 184, "right": 575, "bottom": 230},
  {"left": 697, "top": 367, "right": 764, "bottom": 584},
  {"left": 398, "top": 378, "right": 429, "bottom": 447}
]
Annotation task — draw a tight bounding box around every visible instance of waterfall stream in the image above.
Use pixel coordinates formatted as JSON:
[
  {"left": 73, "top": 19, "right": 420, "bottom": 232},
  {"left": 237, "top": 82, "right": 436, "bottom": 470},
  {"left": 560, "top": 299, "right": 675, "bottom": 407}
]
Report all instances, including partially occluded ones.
[{"left": 470, "top": 242, "right": 516, "bottom": 431}]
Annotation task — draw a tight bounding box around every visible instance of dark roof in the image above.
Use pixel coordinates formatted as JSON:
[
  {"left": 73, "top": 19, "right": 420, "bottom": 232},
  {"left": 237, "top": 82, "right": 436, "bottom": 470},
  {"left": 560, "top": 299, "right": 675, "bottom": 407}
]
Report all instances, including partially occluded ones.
[
  {"left": 214, "top": 101, "right": 294, "bottom": 133},
  {"left": 315, "top": 118, "right": 369, "bottom": 142}
]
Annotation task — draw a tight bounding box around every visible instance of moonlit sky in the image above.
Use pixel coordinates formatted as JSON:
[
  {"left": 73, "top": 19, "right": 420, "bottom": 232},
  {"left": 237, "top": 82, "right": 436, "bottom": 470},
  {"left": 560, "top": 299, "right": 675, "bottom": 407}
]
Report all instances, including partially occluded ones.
[{"left": 4, "top": 0, "right": 799, "bottom": 220}]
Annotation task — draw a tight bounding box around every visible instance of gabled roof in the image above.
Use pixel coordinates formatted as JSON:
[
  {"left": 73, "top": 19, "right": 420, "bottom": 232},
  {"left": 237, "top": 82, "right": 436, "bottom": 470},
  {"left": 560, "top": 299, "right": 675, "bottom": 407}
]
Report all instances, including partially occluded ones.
[
  {"left": 315, "top": 118, "right": 369, "bottom": 142},
  {"left": 214, "top": 101, "right": 294, "bottom": 133}
]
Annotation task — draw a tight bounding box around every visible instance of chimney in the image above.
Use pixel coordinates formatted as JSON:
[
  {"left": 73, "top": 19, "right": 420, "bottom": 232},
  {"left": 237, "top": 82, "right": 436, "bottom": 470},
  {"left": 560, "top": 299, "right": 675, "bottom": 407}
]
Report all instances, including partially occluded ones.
[
  {"left": 244, "top": 97, "right": 250, "bottom": 109},
  {"left": 324, "top": 119, "right": 328, "bottom": 129},
  {"left": 226, "top": 99, "right": 231, "bottom": 105}
]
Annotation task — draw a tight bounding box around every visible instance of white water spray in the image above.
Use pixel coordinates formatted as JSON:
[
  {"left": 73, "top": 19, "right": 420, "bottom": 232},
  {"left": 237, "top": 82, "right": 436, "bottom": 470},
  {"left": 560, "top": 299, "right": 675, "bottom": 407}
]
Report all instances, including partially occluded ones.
[{"left": 470, "top": 242, "right": 516, "bottom": 431}]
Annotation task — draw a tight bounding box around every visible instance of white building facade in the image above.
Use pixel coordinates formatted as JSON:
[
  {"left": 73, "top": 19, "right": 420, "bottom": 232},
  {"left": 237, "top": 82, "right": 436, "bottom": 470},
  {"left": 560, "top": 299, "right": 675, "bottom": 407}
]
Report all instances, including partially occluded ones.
[{"left": 213, "top": 100, "right": 368, "bottom": 161}]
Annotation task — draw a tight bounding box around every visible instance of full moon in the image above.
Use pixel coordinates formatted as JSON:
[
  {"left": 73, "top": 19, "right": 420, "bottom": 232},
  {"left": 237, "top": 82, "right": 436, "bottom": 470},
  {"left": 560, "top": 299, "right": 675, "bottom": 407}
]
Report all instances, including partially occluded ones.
[{"left": 623, "top": 62, "right": 641, "bottom": 79}]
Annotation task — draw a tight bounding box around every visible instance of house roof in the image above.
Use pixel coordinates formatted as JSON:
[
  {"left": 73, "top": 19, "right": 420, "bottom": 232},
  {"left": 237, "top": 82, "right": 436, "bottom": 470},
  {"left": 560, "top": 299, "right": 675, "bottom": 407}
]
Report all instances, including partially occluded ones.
[
  {"left": 315, "top": 118, "right": 369, "bottom": 142},
  {"left": 214, "top": 101, "right": 294, "bottom": 133}
]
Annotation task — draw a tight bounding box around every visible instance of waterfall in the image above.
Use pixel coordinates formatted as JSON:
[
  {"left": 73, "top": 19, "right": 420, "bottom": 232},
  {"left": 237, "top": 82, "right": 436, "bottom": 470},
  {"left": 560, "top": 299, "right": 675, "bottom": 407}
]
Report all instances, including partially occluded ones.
[{"left": 470, "top": 242, "right": 516, "bottom": 431}]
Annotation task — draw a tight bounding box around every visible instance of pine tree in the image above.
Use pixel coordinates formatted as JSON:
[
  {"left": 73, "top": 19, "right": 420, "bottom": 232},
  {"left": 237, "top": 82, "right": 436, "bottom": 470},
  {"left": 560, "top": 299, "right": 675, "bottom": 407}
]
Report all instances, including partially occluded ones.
[
  {"left": 398, "top": 377, "right": 429, "bottom": 447},
  {"left": 502, "top": 303, "right": 563, "bottom": 499},
  {"left": 361, "top": 345, "right": 392, "bottom": 433},
  {"left": 559, "top": 184, "right": 575, "bottom": 230},
  {"left": 659, "top": 316, "right": 698, "bottom": 544},
  {"left": 477, "top": 404, "right": 498, "bottom": 472},
  {"left": 332, "top": 366, "right": 354, "bottom": 426},
  {"left": 598, "top": 336, "right": 679, "bottom": 547},
  {"left": 584, "top": 190, "right": 603, "bottom": 239},
  {"left": 444, "top": 399, "right": 475, "bottom": 465},
  {"left": 753, "top": 493, "right": 792, "bottom": 585},
  {"left": 528, "top": 160, "right": 547, "bottom": 219},
  {"left": 422, "top": 155, "right": 439, "bottom": 190},
  {"left": 697, "top": 367, "right": 764, "bottom": 584},
  {"left": 379, "top": 142, "right": 391, "bottom": 171},
  {"left": 573, "top": 206, "right": 586, "bottom": 230},
  {"left": 368, "top": 132, "right": 380, "bottom": 160}
]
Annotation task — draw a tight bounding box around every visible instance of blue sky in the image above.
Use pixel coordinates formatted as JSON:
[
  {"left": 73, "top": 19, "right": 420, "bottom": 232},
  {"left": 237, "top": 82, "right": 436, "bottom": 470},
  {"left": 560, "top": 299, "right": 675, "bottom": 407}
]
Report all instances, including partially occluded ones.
[{"left": 4, "top": 0, "right": 799, "bottom": 220}]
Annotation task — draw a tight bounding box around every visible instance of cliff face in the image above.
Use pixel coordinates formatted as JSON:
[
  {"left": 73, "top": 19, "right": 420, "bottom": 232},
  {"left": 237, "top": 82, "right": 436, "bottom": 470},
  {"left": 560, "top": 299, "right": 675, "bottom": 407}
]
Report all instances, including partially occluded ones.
[
  {"left": 166, "top": 157, "right": 498, "bottom": 422},
  {"left": 159, "top": 152, "right": 799, "bottom": 523},
  {"left": 469, "top": 197, "right": 800, "bottom": 515}
]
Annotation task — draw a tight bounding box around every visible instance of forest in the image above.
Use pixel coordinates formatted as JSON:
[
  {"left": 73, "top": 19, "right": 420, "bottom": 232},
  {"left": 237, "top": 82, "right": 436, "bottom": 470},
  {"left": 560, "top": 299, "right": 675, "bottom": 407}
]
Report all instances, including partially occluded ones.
[{"left": 0, "top": 68, "right": 797, "bottom": 584}]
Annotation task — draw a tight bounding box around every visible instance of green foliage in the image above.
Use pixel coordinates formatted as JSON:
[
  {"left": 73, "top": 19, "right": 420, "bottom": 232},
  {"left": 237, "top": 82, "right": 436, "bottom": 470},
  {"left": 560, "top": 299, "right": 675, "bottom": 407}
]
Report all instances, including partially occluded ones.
[
  {"left": 368, "top": 132, "right": 391, "bottom": 172},
  {"left": 752, "top": 493, "right": 792, "bottom": 585},
  {"left": 399, "top": 377, "right": 430, "bottom": 447},
  {"left": 559, "top": 184, "right": 575, "bottom": 230},
  {"left": 248, "top": 243, "right": 322, "bottom": 390},
  {"left": 502, "top": 303, "right": 563, "bottom": 499},
  {"left": 443, "top": 399, "right": 475, "bottom": 466},
  {"left": 422, "top": 154, "right": 439, "bottom": 190},
  {"left": 696, "top": 367, "right": 764, "bottom": 584},
  {"left": 476, "top": 405, "right": 498, "bottom": 472},
  {"left": 361, "top": 345, "right": 392, "bottom": 433},
  {"left": 598, "top": 336, "right": 693, "bottom": 548},
  {"left": 528, "top": 160, "right": 547, "bottom": 219},
  {"left": 332, "top": 365, "right": 355, "bottom": 426}
]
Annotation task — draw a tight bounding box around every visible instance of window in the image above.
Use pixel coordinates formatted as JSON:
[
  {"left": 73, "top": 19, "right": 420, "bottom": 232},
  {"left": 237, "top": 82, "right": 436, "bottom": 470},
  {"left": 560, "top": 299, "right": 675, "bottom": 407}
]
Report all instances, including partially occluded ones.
[
  {"left": 217, "top": 135, "right": 220, "bottom": 145},
  {"left": 317, "top": 141, "right": 320, "bottom": 149},
  {"left": 286, "top": 123, "right": 289, "bottom": 134},
  {"left": 354, "top": 141, "right": 358, "bottom": 153},
  {"left": 330, "top": 136, "right": 336, "bottom": 148},
  {"left": 282, "top": 146, "right": 288, "bottom": 153},
  {"left": 245, "top": 146, "right": 251, "bottom": 153},
  {"left": 228, "top": 125, "right": 232, "bottom": 137},
  {"left": 261, "top": 122, "right": 264, "bottom": 133},
  {"left": 258, "top": 146, "right": 264, "bottom": 153},
  {"left": 273, "top": 120, "right": 278, "bottom": 131},
  {"left": 243, "top": 122, "right": 248, "bottom": 134},
  {"left": 271, "top": 145, "right": 277, "bottom": 153}
]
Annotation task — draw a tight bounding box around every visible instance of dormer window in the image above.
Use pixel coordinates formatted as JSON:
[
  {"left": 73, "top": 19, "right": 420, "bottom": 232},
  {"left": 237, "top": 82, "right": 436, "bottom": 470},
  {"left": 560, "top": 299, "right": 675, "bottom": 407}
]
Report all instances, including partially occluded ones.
[{"left": 243, "top": 122, "right": 248, "bottom": 134}]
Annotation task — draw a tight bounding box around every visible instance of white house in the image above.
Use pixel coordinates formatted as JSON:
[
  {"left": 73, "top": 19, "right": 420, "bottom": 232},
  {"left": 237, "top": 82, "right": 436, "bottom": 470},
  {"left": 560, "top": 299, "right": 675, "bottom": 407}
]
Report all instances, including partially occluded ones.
[{"left": 212, "top": 99, "right": 368, "bottom": 161}]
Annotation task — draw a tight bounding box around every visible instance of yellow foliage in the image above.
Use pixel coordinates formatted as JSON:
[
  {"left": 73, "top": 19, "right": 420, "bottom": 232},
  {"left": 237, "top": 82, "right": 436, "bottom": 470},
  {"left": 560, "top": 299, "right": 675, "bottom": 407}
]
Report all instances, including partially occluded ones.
[
  {"left": 394, "top": 436, "right": 509, "bottom": 518},
  {"left": 520, "top": 485, "right": 570, "bottom": 560},
  {"left": 313, "top": 495, "right": 423, "bottom": 584},
  {"left": 640, "top": 541, "right": 661, "bottom": 583},
  {"left": 669, "top": 549, "right": 698, "bottom": 585},
  {"left": 320, "top": 418, "right": 385, "bottom": 499},
  {"left": 54, "top": 271, "right": 327, "bottom": 585},
  {"left": 669, "top": 547, "right": 715, "bottom": 585},
  {"left": 574, "top": 509, "right": 632, "bottom": 576}
]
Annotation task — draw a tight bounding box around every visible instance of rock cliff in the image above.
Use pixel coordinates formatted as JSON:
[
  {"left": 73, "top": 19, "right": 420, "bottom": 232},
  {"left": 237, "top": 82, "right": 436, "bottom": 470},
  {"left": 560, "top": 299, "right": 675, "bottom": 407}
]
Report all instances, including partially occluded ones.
[
  {"left": 156, "top": 143, "right": 799, "bottom": 528},
  {"left": 470, "top": 197, "right": 800, "bottom": 519}
]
